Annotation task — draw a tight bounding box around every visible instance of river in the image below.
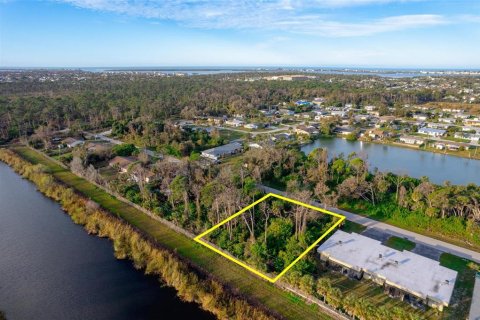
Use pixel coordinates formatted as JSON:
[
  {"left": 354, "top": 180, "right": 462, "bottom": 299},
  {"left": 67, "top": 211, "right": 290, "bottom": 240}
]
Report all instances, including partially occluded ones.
[
  {"left": 0, "top": 162, "right": 215, "bottom": 320},
  {"left": 301, "top": 137, "right": 480, "bottom": 185}
]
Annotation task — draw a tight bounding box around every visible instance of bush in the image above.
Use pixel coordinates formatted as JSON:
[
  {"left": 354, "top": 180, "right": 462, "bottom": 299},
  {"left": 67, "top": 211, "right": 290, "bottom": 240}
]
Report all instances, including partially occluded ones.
[
  {"left": 0, "top": 149, "right": 276, "bottom": 320},
  {"left": 112, "top": 143, "right": 137, "bottom": 156}
]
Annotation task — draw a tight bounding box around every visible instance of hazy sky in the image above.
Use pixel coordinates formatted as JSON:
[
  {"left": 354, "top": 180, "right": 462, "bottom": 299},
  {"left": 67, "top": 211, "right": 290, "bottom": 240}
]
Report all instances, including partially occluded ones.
[{"left": 1, "top": 0, "right": 480, "bottom": 68}]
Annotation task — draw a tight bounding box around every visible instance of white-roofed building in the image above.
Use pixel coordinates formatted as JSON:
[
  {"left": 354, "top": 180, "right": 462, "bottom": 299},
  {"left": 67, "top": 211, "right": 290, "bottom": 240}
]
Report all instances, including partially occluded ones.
[
  {"left": 317, "top": 230, "right": 457, "bottom": 311},
  {"left": 201, "top": 142, "right": 243, "bottom": 161},
  {"left": 418, "top": 127, "right": 446, "bottom": 137}
]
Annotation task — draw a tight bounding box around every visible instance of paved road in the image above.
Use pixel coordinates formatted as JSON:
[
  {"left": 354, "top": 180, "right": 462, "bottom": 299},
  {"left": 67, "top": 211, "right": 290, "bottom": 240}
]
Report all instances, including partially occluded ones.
[
  {"left": 260, "top": 185, "right": 480, "bottom": 264},
  {"left": 470, "top": 274, "right": 480, "bottom": 320}
]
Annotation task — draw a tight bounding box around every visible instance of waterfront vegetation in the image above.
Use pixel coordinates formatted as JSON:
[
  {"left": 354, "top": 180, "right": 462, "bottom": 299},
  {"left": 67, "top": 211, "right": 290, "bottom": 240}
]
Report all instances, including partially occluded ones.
[
  {"left": 1, "top": 147, "right": 332, "bottom": 320},
  {"left": 244, "top": 147, "right": 480, "bottom": 252},
  {"left": 2, "top": 72, "right": 480, "bottom": 320},
  {"left": 0, "top": 148, "right": 278, "bottom": 320},
  {"left": 4, "top": 146, "right": 462, "bottom": 320}
]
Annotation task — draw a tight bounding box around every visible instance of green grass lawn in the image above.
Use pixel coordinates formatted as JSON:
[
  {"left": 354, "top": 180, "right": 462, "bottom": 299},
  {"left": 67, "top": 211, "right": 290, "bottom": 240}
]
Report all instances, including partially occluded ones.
[
  {"left": 218, "top": 129, "right": 248, "bottom": 141},
  {"left": 341, "top": 220, "right": 367, "bottom": 234},
  {"left": 12, "top": 146, "right": 331, "bottom": 320},
  {"left": 384, "top": 236, "right": 416, "bottom": 251},
  {"left": 439, "top": 253, "right": 476, "bottom": 320}
]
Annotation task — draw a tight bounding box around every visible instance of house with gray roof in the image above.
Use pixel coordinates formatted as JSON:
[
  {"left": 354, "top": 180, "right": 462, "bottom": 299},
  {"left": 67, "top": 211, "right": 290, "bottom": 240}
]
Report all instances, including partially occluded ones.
[{"left": 201, "top": 142, "right": 243, "bottom": 161}]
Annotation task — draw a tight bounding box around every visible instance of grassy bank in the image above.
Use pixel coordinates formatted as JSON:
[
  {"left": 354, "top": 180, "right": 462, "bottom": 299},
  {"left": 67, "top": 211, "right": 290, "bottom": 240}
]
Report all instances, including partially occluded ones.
[
  {"left": 439, "top": 253, "right": 477, "bottom": 320},
  {"left": 4, "top": 146, "right": 332, "bottom": 320}
]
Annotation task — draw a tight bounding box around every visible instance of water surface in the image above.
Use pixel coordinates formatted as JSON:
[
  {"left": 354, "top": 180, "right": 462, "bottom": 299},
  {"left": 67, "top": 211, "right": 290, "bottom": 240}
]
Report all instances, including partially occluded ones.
[
  {"left": 0, "top": 162, "right": 215, "bottom": 320},
  {"left": 301, "top": 137, "right": 480, "bottom": 185}
]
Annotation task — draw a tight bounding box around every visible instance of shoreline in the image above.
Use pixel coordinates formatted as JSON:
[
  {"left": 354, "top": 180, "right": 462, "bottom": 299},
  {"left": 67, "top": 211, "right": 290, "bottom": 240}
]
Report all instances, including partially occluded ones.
[
  {"left": 358, "top": 137, "right": 480, "bottom": 161},
  {"left": 0, "top": 148, "right": 281, "bottom": 320},
  {"left": 0, "top": 147, "right": 334, "bottom": 320}
]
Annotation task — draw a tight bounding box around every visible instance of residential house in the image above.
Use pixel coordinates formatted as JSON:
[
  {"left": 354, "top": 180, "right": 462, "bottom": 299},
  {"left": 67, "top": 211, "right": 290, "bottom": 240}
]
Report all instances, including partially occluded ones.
[
  {"left": 294, "top": 112, "right": 312, "bottom": 119},
  {"left": 471, "top": 134, "right": 480, "bottom": 143},
  {"left": 201, "top": 142, "right": 243, "bottom": 161},
  {"left": 454, "top": 132, "right": 470, "bottom": 140},
  {"left": 207, "top": 116, "right": 225, "bottom": 125},
  {"left": 379, "top": 115, "right": 396, "bottom": 123},
  {"left": 439, "top": 118, "right": 457, "bottom": 124},
  {"left": 454, "top": 113, "right": 471, "bottom": 120},
  {"left": 413, "top": 113, "right": 429, "bottom": 121},
  {"left": 317, "top": 230, "right": 457, "bottom": 311},
  {"left": 418, "top": 127, "right": 446, "bottom": 137},
  {"left": 435, "top": 143, "right": 446, "bottom": 150},
  {"left": 248, "top": 142, "right": 263, "bottom": 149},
  {"left": 244, "top": 123, "right": 259, "bottom": 130},
  {"left": 445, "top": 142, "right": 470, "bottom": 151},
  {"left": 426, "top": 122, "right": 450, "bottom": 129},
  {"left": 294, "top": 125, "right": 319, "bottom": 136},
  {"left": 367, "top": 129, "right": 391, "bottom": 140},
  {"left": 295, "top": 100, "right": 311, "bottom": 107},
  {"left": 62, "top": 137, "right": 84, "bottom": 148},
  {"left": 278, "top": 109, "right": 295, "bottom": 116},
  {"left": 272, "top": 132, "right": 294, "bottom": 141},
  {"left": 354, "top": 114, "right": 371, "bottom": 122},
  {"left": 399, "top": 136, "right": 425, "bottom": 145},
  {"left": 312, "top": 97, "right": 326, "bottom": 106},
  {"left": 225, "top": 119, "right": 245, "bottom": 127},
  {"left": 464, "top": 118, "right": 480, "bottom": 127},
  {"left": 334, "top": 126, "right": 355, "bottom": 136},
  {"left": 331, "top": 110, "right": 347, "bottom": 118}
]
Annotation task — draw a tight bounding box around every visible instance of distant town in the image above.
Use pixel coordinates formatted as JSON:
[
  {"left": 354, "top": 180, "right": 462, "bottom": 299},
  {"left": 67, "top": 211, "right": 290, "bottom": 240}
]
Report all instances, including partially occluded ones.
[{"left": 1, "top": 69, "right": 480, "bottom": 320}]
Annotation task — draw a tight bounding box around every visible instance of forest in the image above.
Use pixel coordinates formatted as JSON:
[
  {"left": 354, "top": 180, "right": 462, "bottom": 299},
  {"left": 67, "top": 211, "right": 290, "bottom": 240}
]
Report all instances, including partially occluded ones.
[
  {"left": 64, "top": 138, "right": 480, "bottom": 256},
  {"left": 2, "top": 71, "right": 478, "bottom": 319},
  {"left": 205, "top": 195, "right": 337, "bottom": 275},
  {"left": 0, "top": 146, "right": 432, "bottom": 320},
  {"left": 0, "top": 148, "right": 277, "bottom": 320},
  {"left": 1, "top": 70, "right": 476, "bottom": 144}
]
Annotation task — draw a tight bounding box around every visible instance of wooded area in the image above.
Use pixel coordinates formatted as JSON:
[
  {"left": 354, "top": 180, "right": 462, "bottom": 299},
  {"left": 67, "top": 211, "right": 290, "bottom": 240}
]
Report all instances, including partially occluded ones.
[{"left": 2, "top": 71, "right": 476, "bottom": 143}]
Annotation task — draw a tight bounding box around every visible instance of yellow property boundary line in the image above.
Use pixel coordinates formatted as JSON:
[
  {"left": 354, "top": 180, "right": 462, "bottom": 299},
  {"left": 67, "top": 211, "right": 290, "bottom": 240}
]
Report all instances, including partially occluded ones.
[{"left": 194, "top": 193, "right": 346, "bottom": 283}]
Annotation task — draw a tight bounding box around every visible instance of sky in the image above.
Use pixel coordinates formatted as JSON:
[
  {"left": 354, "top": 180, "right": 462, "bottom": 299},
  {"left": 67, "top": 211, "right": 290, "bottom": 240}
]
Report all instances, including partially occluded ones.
[{"left": 1, "top": 0, "right": 480, "bottom": 68}]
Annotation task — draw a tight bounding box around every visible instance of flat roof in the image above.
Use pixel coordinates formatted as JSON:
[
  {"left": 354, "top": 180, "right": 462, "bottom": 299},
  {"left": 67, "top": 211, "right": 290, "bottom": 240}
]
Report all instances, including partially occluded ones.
[
  {"left": 419, "top": 127, "right": 446, "bottom": 133},
  {"left": 202, "top": 142, "right": 242, "bottom": 157},
  {"left": 317, "top": 230, "right": 457, "bottom": 306}
]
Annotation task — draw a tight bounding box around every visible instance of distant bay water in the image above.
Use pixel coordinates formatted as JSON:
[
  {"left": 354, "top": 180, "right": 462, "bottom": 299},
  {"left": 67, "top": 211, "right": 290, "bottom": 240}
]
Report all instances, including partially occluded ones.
[{"left": 79, "top": 67, "right": 480, "bottom": 78}]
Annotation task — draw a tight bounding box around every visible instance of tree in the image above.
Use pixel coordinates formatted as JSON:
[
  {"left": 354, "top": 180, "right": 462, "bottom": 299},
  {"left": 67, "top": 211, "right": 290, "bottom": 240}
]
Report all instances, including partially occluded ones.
[
  {"left": 70, "top": 156, "right": 85, "bottom": 175},
  {"left": 112, "top": 143, "right": 137, "bottom": 156},
  {"left": 299, "top": 275, "right": 315, "bottom": 295},
  {"left": 169, "top": 175, "right": 189, "bottom": 215}
]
